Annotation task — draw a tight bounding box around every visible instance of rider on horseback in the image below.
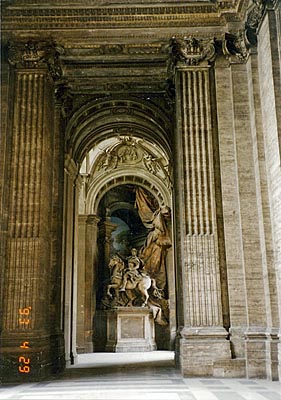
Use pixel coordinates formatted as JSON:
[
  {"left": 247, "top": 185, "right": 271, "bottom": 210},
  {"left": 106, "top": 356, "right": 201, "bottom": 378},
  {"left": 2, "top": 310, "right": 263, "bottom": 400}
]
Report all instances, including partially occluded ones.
[{"left": 119, "top": 248, "right": 144, "bottom": 291}]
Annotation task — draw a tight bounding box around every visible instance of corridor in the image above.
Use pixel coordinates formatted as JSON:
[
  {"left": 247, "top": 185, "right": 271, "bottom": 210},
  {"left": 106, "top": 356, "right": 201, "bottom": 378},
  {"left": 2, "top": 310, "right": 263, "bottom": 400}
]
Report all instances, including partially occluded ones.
[{"left": 0, "top": 352, "right": 280, "bottom": 400}]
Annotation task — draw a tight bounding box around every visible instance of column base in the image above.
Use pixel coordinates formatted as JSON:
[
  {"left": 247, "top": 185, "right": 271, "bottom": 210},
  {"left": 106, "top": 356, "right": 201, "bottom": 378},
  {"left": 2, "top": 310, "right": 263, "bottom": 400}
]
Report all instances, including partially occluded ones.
[
  {"left": 265, "top": 329, "right": 279, "bottom": 381},
  {"left": 278, "top": 331, "right": 281, "bottom": 381},
  {"left": 0, "top": 332, "right": 65, "bottom": 383},
  {"left": 176, "top": 326, "right": 231, "bottom": 377},
  {"left": 245, "top": 328, "right": 267, "bottom": 379},
  {"left": 245, "top": 328, "right": 280, "bottom": 380}
]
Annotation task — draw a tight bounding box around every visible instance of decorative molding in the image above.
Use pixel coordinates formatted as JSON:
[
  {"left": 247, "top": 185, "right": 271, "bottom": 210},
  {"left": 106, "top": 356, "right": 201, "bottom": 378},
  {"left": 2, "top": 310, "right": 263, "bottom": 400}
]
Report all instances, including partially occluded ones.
[
  {"left": 1, "top": 5, "right": 223, "bottom": 31},
  {"left": 7, "top": 41, "right": 64, "bottom": 80}
]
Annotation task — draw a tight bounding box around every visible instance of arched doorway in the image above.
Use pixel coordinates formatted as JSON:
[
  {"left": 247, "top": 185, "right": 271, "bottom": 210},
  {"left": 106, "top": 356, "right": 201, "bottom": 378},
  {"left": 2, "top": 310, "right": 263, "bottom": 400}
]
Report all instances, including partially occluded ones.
[{"left": 62, "top": 97, "right": 175, "bottom": 364}]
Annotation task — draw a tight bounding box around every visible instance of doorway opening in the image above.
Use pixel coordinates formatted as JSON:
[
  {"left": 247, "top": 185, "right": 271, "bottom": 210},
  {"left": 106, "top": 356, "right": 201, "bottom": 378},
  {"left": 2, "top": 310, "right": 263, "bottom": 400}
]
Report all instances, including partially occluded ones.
[
  {"left": 63, "top": 98, "right": 175, "bottom": 366},
  {"left": 73, "top": 140, "right": 175, "bottom": 362}
]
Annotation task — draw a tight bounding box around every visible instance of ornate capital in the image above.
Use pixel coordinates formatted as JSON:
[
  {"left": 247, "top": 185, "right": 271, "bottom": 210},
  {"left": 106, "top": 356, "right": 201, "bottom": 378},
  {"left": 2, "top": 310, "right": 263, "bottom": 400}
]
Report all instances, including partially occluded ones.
[
  {"left": 8, "top": 41, "right": 64, "bottom": 80},
  {"left": 222, "top": 32, "right": 249, "bottom": 63},
  {"left": 168, "top": 36, "right": 216, "bottom": 68}
]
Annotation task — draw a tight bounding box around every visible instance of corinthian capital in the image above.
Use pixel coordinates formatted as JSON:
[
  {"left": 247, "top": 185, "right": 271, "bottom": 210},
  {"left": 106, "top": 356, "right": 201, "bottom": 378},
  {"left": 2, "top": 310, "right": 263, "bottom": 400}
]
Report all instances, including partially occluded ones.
[
  {"left": 8, "top": 41, "right": 64, "bottom": 80},
  {"left": 168, "top": 36, "right": 216, "bottom": 68}
]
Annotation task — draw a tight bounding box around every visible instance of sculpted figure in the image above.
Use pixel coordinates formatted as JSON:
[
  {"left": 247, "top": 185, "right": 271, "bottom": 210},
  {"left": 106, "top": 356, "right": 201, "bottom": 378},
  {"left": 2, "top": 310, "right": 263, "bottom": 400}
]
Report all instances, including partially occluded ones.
[
  {"left": 119, "top": 248, "right": 144, "bottom": 291},
  {"left": 104, "top": 252, "right": 168, "bottom": 325}
]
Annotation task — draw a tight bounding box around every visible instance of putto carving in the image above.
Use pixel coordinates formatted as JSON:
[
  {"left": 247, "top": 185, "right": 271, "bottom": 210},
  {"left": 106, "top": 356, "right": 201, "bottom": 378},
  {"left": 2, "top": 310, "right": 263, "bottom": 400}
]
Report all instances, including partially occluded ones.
[
  {"left": 168, "top": 36, "right": 216, "bottom": 67},
  {"left": 7, "top": 41, "right": 64, "bottom": 80},
  {"left": 222, "top": 32, "right": 249, "bottom": 62}
]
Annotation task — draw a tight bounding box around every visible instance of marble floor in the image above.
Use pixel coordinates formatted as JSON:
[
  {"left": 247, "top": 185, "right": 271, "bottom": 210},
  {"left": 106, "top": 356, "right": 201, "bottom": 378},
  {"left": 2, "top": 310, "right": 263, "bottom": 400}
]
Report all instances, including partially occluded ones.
[{"left": 0, "top": 352, "right": 280, "bottom": 400}]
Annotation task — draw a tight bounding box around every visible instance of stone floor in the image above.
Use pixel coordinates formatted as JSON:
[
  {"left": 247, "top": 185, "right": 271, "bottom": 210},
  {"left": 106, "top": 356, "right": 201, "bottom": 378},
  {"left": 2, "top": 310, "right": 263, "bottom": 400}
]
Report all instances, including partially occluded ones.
[{"left": 0, "top": 352, "right": 280, "bottom": 400}]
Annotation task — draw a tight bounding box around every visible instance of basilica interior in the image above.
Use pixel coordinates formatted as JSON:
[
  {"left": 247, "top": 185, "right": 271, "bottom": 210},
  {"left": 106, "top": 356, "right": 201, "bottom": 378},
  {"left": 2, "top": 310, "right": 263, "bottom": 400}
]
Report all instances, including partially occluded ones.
[{"left": 0, "top": 0, "right": 281, "bottom": 384}]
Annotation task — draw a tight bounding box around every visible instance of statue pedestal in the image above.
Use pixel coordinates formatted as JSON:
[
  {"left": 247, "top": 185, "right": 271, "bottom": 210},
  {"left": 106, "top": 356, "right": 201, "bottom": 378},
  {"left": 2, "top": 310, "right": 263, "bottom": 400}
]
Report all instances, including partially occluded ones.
[{"left": 104, "top": 307, "right": 156, "bottom": 352}]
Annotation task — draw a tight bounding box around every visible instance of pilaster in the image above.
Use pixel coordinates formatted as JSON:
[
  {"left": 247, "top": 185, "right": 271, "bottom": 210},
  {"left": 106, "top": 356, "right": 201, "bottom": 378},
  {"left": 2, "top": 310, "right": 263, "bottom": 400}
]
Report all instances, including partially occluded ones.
[
  {"left": 229, "top": 55, "right": 268, "bottom": 379},
  {"left": 1, "top": 40, "right": 64, "bottom": 381},
  {"left": 63, "top": 156, "right": 80, "bottom": 366},
  {"left": 257, "top": 1, "right": 281, "bottom": 380},
  {"left": 214, "top": 55, "right": 248, "bottom": 360},
  {"left": 77, "top": 214, "right": 100, "bottom": 353},
  {"left": 171, "top": 37, "right": 231, "bottom": 377}
]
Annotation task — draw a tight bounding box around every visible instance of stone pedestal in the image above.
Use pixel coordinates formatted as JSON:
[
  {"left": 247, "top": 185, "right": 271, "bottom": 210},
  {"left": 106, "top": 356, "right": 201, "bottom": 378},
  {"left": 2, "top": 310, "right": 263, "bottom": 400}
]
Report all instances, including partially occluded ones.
[{"left": 104, "top": 307, "right": 156, "bottom": 352}]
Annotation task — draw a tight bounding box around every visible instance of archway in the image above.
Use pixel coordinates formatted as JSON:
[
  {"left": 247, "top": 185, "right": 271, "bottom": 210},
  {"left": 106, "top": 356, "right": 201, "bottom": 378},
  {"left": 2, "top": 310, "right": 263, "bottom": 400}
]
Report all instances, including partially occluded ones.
[{"left": 63, "top": 97, "right": 175, "bottom": 364}]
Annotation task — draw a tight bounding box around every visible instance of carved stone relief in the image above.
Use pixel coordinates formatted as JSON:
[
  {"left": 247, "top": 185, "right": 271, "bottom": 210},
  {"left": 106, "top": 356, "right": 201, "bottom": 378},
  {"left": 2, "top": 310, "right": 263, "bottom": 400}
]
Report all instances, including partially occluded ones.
[{"left": 94, "top": 136, "right": 172, "bottom": 190}]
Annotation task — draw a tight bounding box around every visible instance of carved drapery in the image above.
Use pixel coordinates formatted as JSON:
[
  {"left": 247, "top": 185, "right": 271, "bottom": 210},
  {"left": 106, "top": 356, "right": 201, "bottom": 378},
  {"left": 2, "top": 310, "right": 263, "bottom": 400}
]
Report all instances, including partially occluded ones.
[{"left": 135, "top": 187, "right": 171, "bottom": 290}]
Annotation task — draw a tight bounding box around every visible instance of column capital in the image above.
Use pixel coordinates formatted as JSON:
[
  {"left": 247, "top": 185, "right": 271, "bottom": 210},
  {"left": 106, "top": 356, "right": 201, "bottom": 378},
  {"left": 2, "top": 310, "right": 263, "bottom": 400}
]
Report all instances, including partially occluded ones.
[
  {"left": 167, "top": 37, "right": 216, "bottom": 75},
  {"left": 7, "top": 40, "right": 64, "bottom": 80},
  {"left": 86, "top": 214, "right": 101, "bottom": 226}
]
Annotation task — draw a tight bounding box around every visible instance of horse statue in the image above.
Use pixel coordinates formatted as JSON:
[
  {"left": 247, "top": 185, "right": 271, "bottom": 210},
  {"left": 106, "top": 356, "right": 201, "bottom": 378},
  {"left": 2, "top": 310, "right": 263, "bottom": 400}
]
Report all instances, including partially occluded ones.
[{"left": 106, "top": 254, "right": 158, "bottom": 307}]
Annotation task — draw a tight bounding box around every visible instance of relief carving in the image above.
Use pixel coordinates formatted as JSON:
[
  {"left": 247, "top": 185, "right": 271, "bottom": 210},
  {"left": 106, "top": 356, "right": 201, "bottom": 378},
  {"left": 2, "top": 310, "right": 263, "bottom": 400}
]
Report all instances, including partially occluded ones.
[{"left": 96, "top": 136, "right": 172, "bottom": 189}]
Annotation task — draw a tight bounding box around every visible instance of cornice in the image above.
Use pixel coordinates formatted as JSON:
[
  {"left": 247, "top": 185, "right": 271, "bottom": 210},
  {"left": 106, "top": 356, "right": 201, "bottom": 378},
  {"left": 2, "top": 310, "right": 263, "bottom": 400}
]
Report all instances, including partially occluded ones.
[{"left": 1, "top": 2, "right": 250, "bottom": 31}]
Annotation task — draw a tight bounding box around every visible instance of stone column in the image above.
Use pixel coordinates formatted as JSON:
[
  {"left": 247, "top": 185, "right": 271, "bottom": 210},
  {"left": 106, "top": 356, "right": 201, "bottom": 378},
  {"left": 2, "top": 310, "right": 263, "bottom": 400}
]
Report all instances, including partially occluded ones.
[
  {"left": 1, "top": 41, "right": 64, "bottom": 381},
  {"left": 170, "top": 37, "right": 231, "bottom": 376}
]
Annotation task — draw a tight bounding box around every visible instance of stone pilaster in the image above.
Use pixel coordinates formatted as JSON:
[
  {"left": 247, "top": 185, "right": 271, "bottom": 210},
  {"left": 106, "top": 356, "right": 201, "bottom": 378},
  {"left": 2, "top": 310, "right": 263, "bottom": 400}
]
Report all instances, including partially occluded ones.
[
  {"left": 228, "top": 55, "right": 268, "bottom": 378},
  {"left": 257, "top": 1, "right": 281, "bottom": 380},
  {"left": 247, "top": 48, "right": 279, "bottom": 380},
  {"left": 171, "top": 37, "right": 231, "bottom": 376},
  {"left": 214, "top": 55, "right": 248, "bottom": 361},
  {"left": 1, "top": 41, "right": 64, "bottom": 381},
  {"left": 77, "top": 214, "right": 100, "bottom": 353},
  {"left": 62, "top": 156, "right": 80, "bottom": 366}
]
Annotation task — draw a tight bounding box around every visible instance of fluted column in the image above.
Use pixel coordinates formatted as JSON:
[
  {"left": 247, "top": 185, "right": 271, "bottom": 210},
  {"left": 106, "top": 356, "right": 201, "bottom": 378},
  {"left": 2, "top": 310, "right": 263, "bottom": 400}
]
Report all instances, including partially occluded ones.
[
  {"left": 170, "top": 37, "right": 230, "bottom": 376},
  {"left": 1, "top": 41, "right": 64, "bottom": 381}
]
